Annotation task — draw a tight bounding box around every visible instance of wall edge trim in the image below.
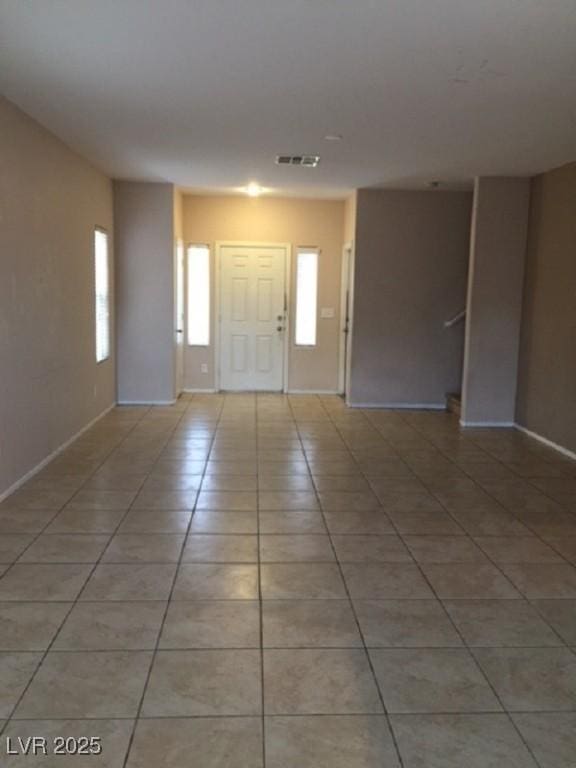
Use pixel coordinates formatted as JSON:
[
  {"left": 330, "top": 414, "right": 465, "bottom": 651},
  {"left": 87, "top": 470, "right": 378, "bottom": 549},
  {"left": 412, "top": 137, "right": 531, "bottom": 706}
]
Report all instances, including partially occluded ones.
[
  {"left": 117, "top": 399, "right": 177, "bottom": 405},
  {"left": 460, "top": 420, "right": 515, "bottom": 428},
  {"left": 348, "top": 402, "right": 446, "bottom": 410},
  {"left": 514, "top": 423, "right": 576, "bottom": 461},
  {"left": 0, "top": 402, "right": 116, "bottom": 504},
  {"left": 286, "top": 389, "right": 340, "bottom": 395},
  {"left": 182, "top": 389, "right": 219, "bottom": 394}
]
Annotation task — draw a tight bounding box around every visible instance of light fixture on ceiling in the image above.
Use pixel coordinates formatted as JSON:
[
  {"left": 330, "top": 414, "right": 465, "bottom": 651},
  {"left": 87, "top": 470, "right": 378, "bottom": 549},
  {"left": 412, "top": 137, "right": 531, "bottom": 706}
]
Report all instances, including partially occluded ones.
[
  {"left": 245, "top": 182, "right": 263, "bottom": 197},
  {"left": 324, "top": 134, "right": 343, "bottom": 142}
]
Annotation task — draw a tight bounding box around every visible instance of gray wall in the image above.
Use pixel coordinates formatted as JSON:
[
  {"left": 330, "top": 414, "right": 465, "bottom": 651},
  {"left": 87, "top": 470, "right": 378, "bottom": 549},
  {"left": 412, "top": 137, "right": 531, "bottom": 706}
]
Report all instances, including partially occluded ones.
[
  {"left": 114, "top": 182, "right": 176, "bottom": 404},
  {"left": 348, "top": 189, "right": 472, "bottom": 406},
  {"left": 516, "top": 163, "right": 576, "bottom": 452},
  {"left": 461, "top": 177, "right": 531, "bottom": 425},
  {"left": 0, "top": 96, "right": 115, "bottom": 499}
]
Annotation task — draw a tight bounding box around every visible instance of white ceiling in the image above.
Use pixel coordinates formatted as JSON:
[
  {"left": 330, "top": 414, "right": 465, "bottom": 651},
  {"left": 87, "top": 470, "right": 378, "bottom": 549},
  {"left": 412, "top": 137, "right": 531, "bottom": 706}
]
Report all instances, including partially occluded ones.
[{"left": 1, "top": 0, "right": 576, "bottom": 198}]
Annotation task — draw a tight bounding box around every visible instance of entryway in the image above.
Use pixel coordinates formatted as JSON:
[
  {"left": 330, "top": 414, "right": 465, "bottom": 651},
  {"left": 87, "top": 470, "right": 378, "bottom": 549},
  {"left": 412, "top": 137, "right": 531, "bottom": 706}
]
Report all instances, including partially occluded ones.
[{"left": 218, "top": 243, "right": 289, "bottom": 391}]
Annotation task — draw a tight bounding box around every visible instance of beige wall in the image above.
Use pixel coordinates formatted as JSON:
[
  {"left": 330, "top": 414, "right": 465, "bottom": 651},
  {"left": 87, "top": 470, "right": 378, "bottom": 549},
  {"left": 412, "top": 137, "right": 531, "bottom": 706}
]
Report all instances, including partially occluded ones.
[
  {"left": 516, "top": 163, "right": 576, "bottom": 452},
  {"left": 174, "top": 187, "right": 184, "bottom": 243},
  {"left": 182, "top": 194, "right": 345, "bottom": 392},
  {"left": 0, "top": 96, "right": 114, "bottom": 498},
  {"left": 115, "top": 182, "right": 176, "bottom": 403},
  {"left": 173, "top": 188, "right": 184, "bottom": 393},
  {"left": 461, "top": 177, "right": 531, "bottom": 426},
  {"left": 343, "top": 192, "right": 357, "bottom": 244},
  {"left": 349, "top": 189, "right": 472, "bottom": 406}
]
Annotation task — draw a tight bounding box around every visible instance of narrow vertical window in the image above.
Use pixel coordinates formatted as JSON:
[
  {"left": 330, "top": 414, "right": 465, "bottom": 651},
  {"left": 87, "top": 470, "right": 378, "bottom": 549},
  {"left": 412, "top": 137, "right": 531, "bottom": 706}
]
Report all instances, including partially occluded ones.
[
  {"left": 176, "top": 240, "right": 185, "bottom": 338},
  {"left": 295, "top": 248, "right": 318, "bottom": 346},
  {"left": 94, "top": 229, "right": 110, "bottom": 363},
  {"left": 187, "top": 244, "right": 210, "bottom": 346}
]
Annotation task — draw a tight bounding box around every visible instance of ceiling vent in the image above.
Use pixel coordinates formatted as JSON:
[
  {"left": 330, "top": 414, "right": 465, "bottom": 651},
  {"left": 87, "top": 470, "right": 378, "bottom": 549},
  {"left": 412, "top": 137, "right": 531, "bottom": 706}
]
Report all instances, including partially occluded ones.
[{"left": 275, "top": 155, "right": 320, "bottom": 167}]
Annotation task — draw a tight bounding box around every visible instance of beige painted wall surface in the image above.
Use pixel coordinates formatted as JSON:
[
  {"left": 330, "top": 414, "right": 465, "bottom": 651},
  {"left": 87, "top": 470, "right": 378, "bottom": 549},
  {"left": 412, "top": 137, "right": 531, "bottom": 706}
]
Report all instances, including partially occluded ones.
[
  {"left": 516, "top": 163, "right": 576, "bottom": 452},
  {"left": 173, "top": 188, "right": 184, "bottom": 393},
  {"left": 115, "top": 182, "right": 175, "bottom": 403},
  {"left": 182, "top": 195, "right": 345, "bottom": 392},
  {"left": 461, "top": 177, "right": 531, "bottom": 425},
  {"left": 0, "top": 96, "right": 114, "bottom": 498},
  {"left": 343, "top": 192, "right": 357, "bottom": 244},
  {"left": 174, "top": 187, "right": 184, "bottom": 242},
  {"left": 349, "top": 189, "right": 472, "bottom": 406}
]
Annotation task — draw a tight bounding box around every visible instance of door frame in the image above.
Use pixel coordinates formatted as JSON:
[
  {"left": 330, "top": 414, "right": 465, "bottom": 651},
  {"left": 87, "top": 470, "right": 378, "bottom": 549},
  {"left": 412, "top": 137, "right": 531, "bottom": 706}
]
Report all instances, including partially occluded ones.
[
  {"left": 215, "top": 241, "right": 292, "bottom": 392},
  {"left": 174, "top": 238, "right": 185, "bottom": 397},
  {"left": 338, "top": 240, "right": 355, "bottom": 400}
]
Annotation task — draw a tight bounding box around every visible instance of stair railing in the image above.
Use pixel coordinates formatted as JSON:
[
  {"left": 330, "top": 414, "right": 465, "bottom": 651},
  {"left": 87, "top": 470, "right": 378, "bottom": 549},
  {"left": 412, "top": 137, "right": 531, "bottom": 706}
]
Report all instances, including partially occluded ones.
[{"left": 444, "top": 309, "right": 466, "bottom": 329}]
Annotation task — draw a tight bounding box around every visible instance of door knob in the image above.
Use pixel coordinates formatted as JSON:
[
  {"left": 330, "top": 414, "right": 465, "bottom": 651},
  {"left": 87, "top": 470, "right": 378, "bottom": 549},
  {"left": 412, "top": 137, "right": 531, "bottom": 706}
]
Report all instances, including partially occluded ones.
[
  {"left": 277, "top": 315, "right": 283, "bottom": 321},
  {"left": 277, "top": 326, "right": 283, "bottom": 332}
]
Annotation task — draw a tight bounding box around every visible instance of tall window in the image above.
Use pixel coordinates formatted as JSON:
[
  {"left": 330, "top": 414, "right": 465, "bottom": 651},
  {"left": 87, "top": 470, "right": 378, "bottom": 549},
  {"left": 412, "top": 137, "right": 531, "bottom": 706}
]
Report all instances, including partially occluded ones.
[
  {"left": 176, "top": 240, "right": 185, "bottom": 340},
  {"left": 295, "top": 248, "right": 318, "bottom": 346},
  {"left": 94, "top": 229, "right": 110, "bottom": 363},
  {"left": 187, "top": 244, "right": 210, "bottom": 346}
]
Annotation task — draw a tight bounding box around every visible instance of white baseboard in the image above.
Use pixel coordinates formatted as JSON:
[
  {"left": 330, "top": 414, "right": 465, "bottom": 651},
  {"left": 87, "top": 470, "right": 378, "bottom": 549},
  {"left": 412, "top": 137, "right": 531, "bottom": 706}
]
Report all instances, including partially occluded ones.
[
  {"left": 182, "top": 388, "right": 341, "bottom": 396},
  {"left": 0, "top": 403, "right": 115, "bottom": 504},
  {"left": 460, "top": 420, "right": 515, "bottom": 428},
  {"left": 117, "top": 399, "right": 177, "bottom": 406},
  {"left": 348, "top": 402, "right": 446, "bottom": 410},
  {"left": 287, "top": 389, "right": 340, "bottom": 395},
  {"left": 514, "top": 423, "right": 576, "bottom": 461}
]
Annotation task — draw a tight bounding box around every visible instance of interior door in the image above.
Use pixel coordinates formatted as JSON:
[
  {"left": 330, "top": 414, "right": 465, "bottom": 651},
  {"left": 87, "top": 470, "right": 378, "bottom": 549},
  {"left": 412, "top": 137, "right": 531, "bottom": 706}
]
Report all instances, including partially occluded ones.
[
  {"left": 341, "top": 243, "right": 355, "bottom": 400},
  {"left": 175, "top": 240, "right": 185, "bottom": 394},
  {"left": 220, "top": 244, "right": 286, "bottom": 391},
  {"left": 339, "top": 244, "right": 350, "bottom": 395}
]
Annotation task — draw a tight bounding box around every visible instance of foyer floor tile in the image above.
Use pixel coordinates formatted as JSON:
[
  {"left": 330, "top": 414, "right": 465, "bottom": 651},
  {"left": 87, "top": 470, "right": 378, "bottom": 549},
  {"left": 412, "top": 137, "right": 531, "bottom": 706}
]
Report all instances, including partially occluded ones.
[
  {"left": 265, "top": 715, "right": 399, "bottom": 768},
  {"left": 14, "top": 651, "right": 152, "bottom": 719},
  {"left": 141, "top": 649, "right": 261, "bottom": 716},
  {"left": 370, "top": 648, "right": 501, "bottom": 714},
  {"left": 390, "top": 713, "right": 538, "bottom": 768},
  {"left": 126, "top": 717, "right": 263, "bottom": 768},
  {"left": 3, "top": 719, "right": 134, "bottom": 768}
]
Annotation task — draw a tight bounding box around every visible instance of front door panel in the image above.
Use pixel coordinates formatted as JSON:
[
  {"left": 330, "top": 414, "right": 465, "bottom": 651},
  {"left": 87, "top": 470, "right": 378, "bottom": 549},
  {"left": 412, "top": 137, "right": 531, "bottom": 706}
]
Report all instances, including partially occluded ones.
[{"left": 220, "top": 245, "right": 286, "bottom": 390}]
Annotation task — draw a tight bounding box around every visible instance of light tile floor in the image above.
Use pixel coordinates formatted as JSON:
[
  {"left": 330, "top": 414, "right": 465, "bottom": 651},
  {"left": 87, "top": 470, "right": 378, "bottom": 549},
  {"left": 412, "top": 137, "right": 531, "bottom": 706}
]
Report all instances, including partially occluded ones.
[{"left": 0, "top": 393, "right": 575, "bottom": 766}]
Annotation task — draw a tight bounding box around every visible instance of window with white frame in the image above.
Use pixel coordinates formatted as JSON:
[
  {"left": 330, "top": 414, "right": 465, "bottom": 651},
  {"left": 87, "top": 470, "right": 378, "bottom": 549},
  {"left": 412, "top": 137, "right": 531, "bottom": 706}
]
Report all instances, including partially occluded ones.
[
  {"left": 295, "top": 248, "right": 318, "bottom": 346},
  {"left": 187, "top": 244, "right": 210, "bottom": 346},
  {"left": 176, "top": 240, "right": 185, "bottom": 340},
  {"left": 94, "top": 229, "right": 110, "bottom": 363}
]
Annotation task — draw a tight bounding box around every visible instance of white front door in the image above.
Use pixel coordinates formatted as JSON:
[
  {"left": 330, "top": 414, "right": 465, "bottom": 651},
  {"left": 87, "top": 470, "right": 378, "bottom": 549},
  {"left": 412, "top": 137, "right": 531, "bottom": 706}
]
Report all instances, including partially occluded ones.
[{"left": 219, "top": 244, "right": 286, "bottom": 391}]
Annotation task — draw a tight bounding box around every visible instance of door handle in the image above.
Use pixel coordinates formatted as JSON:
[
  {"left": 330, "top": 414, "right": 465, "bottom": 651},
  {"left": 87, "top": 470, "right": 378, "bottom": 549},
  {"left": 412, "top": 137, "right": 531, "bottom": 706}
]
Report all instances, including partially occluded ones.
[{"left": 277, "top": 326, "right": 283, "bottom": 332}]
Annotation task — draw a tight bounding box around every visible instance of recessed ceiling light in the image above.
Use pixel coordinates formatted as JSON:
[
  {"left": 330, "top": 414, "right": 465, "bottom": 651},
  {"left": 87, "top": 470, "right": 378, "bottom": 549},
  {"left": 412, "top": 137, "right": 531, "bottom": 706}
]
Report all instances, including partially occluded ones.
[
  {"left": 324, "top": 134, "right": 343, "bottom": 141},
  {"left": 245, "top": 182, "right": 263, "bottom": 197}
]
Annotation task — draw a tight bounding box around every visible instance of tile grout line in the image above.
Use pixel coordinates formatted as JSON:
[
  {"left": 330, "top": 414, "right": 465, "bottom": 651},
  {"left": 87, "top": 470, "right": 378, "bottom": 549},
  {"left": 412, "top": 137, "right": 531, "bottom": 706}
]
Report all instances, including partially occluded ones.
[
  {"left": 395, "top": 412, "right": 548, "bottom": 768},
  {"left": 0, "top": 406, "right": 153, "bottom": 739},
  {"left": 120, "top": 395, "right": 223, "bottom": 768},
  {"left": 1, "top": 396, "right": 574, "bottom": 764},
  {"left": 365, "top": 410, "right": 575, "bottom": 641},
  {"left": 255, "top": 393, "right": 268, "bottom": 768},
  {"left": 338, "top": 407, "right": 564, "bottom": 765},
  {"left": 402, "top": 420, "right": 574, "bottom": 650},
  {"left": 6, "top": 705, "right": 576, "bottom": 722},
  {"left": 290, "top": 395, "right": 407, "bottom": 768},
  {"left": 0, "top": 411, "right": 152, "bottom": 577}
]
